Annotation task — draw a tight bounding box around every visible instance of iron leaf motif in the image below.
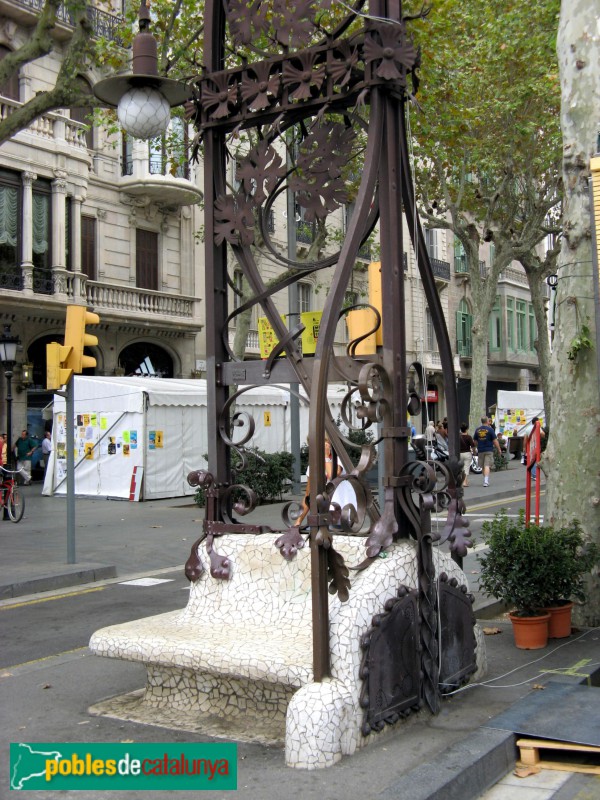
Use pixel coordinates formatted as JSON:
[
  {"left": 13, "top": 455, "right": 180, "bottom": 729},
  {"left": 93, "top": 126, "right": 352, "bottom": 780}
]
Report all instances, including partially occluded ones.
[
  {"left": 329, "top": 41, "right": 360, "bottom": 88},
  {"left": 327, "top": 545, "right": 351, "bottom": 602},
  {"left": 225, "top": 0, "right": 269, "bottom": 47},
  {"left": 289, "top": 121, "right": 354, "bottom": 220},
  {"left": 363, "top": 23, "right": 418, "bottom": 83},
  {"left": 240, "top": 63, "right": 282, "bottom": 112},
  {"left": 282, "top": 51, "right": 326, "bottom": 102},
  {"left": 214, "top": 194, "right": 255, "bottom": 246},
  {"left": 235, "top": 139, "right": 285, "bottom": 206},
  {"left": 274, "top": 527, "right": 307, "bottom": 561},
  {"left": 201, "top": 73, "right": 239, "bottom": 120},
  {"left": 273, "top": 0, "right": 320, "bottom": 49}
]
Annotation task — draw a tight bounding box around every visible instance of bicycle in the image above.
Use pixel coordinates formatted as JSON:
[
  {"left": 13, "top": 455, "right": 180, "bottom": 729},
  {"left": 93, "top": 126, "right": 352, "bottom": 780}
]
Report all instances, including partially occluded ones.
[{"left": 1, "top": 467, "right": 25, "bottom": 522}]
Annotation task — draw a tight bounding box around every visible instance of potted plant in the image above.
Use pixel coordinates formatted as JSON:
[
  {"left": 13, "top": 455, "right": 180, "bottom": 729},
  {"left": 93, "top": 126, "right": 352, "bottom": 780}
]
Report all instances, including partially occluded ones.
[
  {"left": 478, "top": 511, "right": 600, "bottom": 647},
  {"left": 477, "top": 511, "right": 552, "bottom": 649},
  {"left": 540, "top": 520, "right": 600, "bottom": 638}
]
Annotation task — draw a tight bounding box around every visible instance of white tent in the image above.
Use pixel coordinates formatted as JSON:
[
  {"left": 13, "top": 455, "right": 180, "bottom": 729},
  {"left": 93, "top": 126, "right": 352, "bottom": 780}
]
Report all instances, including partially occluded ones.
[
  {"left": 495, "top": 390, "right": 545, "bottom": 437},
  {"left": 42, "top": 376, "right": 289, "bottom": 501}
]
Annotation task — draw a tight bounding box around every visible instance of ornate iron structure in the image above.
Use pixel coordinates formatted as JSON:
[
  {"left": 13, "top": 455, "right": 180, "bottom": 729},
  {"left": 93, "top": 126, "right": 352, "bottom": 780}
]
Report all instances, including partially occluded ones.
[{"left": 186, "top": 0, "right": 473, "bottom": 707}]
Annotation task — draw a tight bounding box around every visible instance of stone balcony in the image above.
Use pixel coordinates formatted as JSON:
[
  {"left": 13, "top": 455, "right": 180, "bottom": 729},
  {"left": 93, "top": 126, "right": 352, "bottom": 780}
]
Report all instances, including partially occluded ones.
[
  {"left": 0, "top": 267, "right": 201, "bottom": 330},
  {"left": 1, "top": 97, "right": 89, "bottom": 153}
]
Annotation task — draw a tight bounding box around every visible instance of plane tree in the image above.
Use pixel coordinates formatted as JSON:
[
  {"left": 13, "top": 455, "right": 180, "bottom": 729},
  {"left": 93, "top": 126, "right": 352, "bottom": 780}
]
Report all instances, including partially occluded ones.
[
  {"left": 545, "top": 0, "right": 600, "bottom": 624},
  {"left": 407, "top": 0, "right": 562, "bottom": 426}
]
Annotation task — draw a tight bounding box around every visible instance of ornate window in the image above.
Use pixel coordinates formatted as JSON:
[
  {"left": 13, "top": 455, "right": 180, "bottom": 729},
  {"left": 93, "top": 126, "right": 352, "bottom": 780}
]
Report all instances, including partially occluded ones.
[
  {"left": 81, "top": 216, "right": 97, "bottom": 280},
  {"left": 0, "top": 45, "right": 19, "bottom": 101},
  {"left": 516, "top": 299, "right": 527, "bottom": 351},
  {"left": 136, "top": 229, "right": 158, "bottom": 291},
  {"left": 456, "top": 299, "right": 472, "bottom": 357}
]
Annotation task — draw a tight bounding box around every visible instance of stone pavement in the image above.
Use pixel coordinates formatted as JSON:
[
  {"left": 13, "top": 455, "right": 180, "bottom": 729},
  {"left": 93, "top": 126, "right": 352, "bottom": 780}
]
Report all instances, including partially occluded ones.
[{"left": 3, "top": 458, "right": 597, "bottom": 800}]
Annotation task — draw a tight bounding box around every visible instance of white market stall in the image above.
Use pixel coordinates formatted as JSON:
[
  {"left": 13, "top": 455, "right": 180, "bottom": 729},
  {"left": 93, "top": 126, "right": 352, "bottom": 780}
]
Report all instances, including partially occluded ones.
[
  {"left": 494, "top": 390, "right": 545, "bottom": 437},
  {"left": 42, "top": 376, "right": 290, "bottom": 501}
]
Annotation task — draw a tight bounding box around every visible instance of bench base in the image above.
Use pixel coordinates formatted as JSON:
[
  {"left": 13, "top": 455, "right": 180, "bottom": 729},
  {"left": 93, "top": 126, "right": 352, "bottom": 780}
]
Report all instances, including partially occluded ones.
[{"left": 89, "top": 685, "right": 287, "bottom": 747}]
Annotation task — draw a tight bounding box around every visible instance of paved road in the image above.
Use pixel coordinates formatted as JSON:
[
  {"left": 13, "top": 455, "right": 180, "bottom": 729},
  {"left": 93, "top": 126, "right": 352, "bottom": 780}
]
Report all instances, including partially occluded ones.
[{"left": 3, "top": 461, "right": 580, "bottom": 800}]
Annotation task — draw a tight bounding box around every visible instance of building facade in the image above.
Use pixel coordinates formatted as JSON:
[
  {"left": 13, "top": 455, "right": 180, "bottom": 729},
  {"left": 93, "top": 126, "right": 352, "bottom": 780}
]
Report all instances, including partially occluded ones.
[{"left": 0, "top": 1, "right": 203, "bottom": 439}]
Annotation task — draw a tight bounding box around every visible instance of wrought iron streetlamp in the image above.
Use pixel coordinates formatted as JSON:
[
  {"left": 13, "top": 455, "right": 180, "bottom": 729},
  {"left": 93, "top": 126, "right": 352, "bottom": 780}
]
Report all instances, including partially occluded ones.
[
  {"left": 87, "top": 0, "right": 478, "bottom": 750},
  {"left": 94, "top": 0, "right": 190, "bottom": 140},
  {"left": 0, "top": 323, "right": 20, "bottom": 468}
]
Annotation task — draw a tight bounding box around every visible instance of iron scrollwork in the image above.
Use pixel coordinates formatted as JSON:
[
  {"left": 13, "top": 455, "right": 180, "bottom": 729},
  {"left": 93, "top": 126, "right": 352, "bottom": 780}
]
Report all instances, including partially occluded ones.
[{"left": 193, "top": 1, "right": 469, "bottom": 687}]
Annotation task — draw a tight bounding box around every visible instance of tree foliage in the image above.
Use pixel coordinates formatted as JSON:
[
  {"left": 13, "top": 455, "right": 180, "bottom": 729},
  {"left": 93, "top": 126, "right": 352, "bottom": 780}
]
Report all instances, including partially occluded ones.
[{"left": 406, "top": 0, "right": 562, "bottom": 423}]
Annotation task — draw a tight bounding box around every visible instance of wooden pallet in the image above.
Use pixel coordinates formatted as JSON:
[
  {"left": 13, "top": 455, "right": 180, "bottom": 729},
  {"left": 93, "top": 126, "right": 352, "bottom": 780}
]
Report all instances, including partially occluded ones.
[{"left": 517, "top": 738, "right": 600, "bottom": 775}]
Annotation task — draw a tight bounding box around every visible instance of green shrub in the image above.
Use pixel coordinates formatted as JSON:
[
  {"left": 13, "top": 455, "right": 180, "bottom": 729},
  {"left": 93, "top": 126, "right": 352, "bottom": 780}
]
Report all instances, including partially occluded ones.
[
  {"left": 478, "top": 510, "right": 600, "bottom": 615},
  {"left": 541, "top": 519, "right": 600, "bottom": 605},
  {"left": 194, "top": 448, "right": 295, "bottom": 508},
  {"left": 493, "top": 449, "right": 509, "bottom": 471}
]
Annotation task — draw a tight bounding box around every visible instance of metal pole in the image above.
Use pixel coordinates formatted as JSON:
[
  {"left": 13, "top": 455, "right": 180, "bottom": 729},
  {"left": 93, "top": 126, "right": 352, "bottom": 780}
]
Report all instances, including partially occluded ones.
[
  {"left": 287, "top": 142, "right": 301, "bottom": 495},
  {"left": 5, "top": 370, "right": 13, "bottom": 469},
  {"left": 3, "top": 370, "right": 13, "bottom": 521},
  {"left": 66, "top": 378, "right": 76, "bottom": 563}
]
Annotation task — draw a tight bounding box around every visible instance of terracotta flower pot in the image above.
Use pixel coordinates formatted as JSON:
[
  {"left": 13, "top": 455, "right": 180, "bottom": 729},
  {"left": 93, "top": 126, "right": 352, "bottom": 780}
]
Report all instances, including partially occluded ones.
[
  {"left": 542, "top": 601, "right": 574, "bottom": 639},
  {"left": 509, "top": 612, "right": 550, "bottom": 650}
]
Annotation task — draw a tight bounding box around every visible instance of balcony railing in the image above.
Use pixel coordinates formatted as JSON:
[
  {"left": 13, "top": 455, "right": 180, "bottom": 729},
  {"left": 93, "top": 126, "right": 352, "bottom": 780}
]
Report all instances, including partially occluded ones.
[
  {"left": 87, "top": 281, "right": 196, "bottom": 318},
  {"left": 431, "top": 257, "right": 450, "bottom": 281},
  {"left": 0, "top": 265, "right": 197, "bottom": 319},
  {"left": 0, "top": 98, "right": 89, "bottom": 149},
  {"left": 0, "top": 265, "right": 23, "bottom": 291},
  {"left": 9, "top": 0, "right": 123, "bottom": 41},
  {"left": 148, "top": 154, "right": 190, "bottom": 180},
  {"left": 454, "top": 254, "right": 467, "bottom": 273},
  {"left": 498, "top": 266, "right": 529, "bottom": 286},
  {"left": 457, "top": 339, "right": 472, "bottom": 357},
  {"left": 453, "top": 257, "right": 488, "bottom": 278}
]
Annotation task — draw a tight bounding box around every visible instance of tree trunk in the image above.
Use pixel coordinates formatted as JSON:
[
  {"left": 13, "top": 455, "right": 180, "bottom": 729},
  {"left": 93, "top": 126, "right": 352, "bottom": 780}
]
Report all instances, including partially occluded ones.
[
  {"left": 520, "top": 250, "right": 558, "bottom": 428},
  {"left": 546, "top": 0, "right": 600, "bottom": 625},
  {"left": 467, "top": 246, "right": 513, "bottom": 427}
]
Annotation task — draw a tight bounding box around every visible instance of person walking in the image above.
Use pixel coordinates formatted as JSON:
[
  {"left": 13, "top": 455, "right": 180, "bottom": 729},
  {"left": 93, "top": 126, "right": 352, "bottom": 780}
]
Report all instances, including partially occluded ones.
[
  {"left": 473, "top": 416, "right": 501, "bottom": 487},
  {"left": 459, "top": 423, "right": 476, "bottom": 487},
  {"left": 41, "top": 430, "right": 52, "bottom": 477},
  {"left": 295, "top": 438, "right": 342, "bottom": 528},
  {"left": 14, "top": 429, "right": 38, "bottom": 485},
  {"left": 1, "top": 433, "right": 7, "bottom": 466}
]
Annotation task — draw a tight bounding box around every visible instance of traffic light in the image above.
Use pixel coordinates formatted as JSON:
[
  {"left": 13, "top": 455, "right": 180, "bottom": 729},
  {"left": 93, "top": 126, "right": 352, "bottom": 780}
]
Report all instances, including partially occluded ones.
[
  {"left": 46, "top": 342, "right": 73, "bottom": 390},
  {"left": 368, "top": 261, "right": 382, "bottom": 346},
  {"left": 345, "top": 261, "right": 382, "bottom": 355},
  {"left": 64, "top": 305, "right": 100, "bottom": 373}
]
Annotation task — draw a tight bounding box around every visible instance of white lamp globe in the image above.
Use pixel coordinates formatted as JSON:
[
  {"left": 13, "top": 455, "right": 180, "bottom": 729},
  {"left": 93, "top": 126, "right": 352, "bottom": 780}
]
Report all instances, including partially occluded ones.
[{"left": 117, "top": 86, "right": 171, "bottom": 139}]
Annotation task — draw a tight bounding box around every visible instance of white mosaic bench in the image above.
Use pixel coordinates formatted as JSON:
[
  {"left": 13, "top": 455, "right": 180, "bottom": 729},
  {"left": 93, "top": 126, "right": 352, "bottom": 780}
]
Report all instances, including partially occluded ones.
[{"left": 89, "top": 533, "right": 484, "bottom": 770}]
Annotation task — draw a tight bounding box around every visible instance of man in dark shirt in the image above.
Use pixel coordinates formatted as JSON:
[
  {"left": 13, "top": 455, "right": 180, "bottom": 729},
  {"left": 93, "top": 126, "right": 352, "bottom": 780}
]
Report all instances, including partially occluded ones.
[
  {"left": 473, "top": 416, "right": 502, "bottom": 487},
  {"left": 14, "top": 429, "right": 38, "bottom": 485}
]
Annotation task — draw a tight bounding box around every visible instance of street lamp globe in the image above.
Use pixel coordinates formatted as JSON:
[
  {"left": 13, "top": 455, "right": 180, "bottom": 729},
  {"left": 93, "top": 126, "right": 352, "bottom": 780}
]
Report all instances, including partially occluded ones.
[
  {"left": 117, "top": 85, "right": 171, "bottom": 140},
  {"left": 0, "top": 324, "right": 19, "bottom": 367},
  {"left": 94, "top": 0, "right": 189, "bottom": 141}
]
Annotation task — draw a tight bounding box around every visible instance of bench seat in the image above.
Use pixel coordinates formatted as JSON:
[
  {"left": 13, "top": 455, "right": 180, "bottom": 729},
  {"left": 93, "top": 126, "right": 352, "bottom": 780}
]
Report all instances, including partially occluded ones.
[{"left": 91, "top": 610, "right": 313, "bottom": 687}]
